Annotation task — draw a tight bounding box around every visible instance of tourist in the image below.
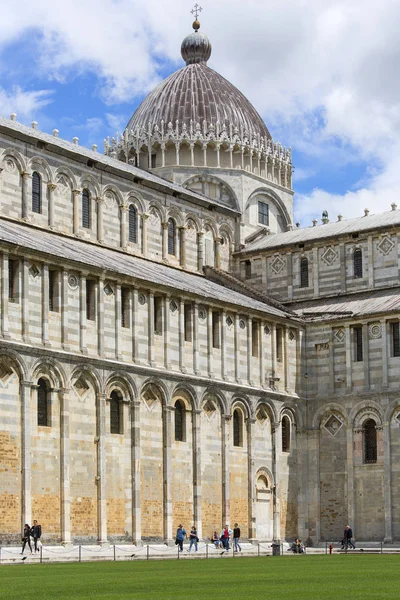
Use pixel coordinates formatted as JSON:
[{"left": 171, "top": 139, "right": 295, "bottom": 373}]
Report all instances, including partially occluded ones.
[
  {"left": 30, "top": 520, "right": 42, "bottom": 553},
  {"left": 211, "top": 531, "right": 221, "bottom": 548},
  {"left": 233, "top": 523, "right": 241, "bottom": 552},
  {"left": 188, "top": 526, "right": 198, "bottom": 552},
  {"left": 20, "top": 523, "right": 32, "bottom": 555},
  {"left": 175, "top": 524, "right": 186, "bottom": 552},
  {"left": 344, "top": 525, "right": 355, "bottom": 549},
  {"left": 220, "top": 524, "right": 232, "bottom": 553}
]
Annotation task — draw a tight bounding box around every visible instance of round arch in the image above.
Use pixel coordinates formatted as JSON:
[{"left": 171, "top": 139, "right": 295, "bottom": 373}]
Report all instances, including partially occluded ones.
[
  {"left": 170, "top": 383, "right": 197, "bottom": 410},
  {"left": 350, "top": 400, "right": 383, "bottom": 428},
  {"left": 69, "top": 364, "right": 103, "bottom": 395},
  {"left": 54, "top": 166, "right": 78, "bottom": 190},
  {"left": 125, "top": 192, "right": 146, "bottom": 214},
  {"left": 0, "top": 148, "right": 27, "bottom": 173},
  {"left": 0, "top": 349, "right": 28, "bottom": 381},
  {"left": 30, "top": 357, "right": 67, "bottom": 389},
  {"left": 246, "top": 187, "right": 292, "bottom": 230},
  {"left": 102, "top": 184, "right": 124, "bottom": 207},
  {"left": 27, "top": 156, "right": 53, "bottom": 182},
  {"left": 312, "top": 402, "right": 348, "bottom": 429},
  {"left": 79, "top": 173, "right": 101, "bottom": 198},
  {"left": 140, "top": 377, "right": 169, "bottom": 407},
  {"left": 105, "top": 371, "right": 137, "bottom": 403}
]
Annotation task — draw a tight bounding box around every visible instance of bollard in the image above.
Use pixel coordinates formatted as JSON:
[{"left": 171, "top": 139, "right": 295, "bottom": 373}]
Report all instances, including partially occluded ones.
[
  {"left": 40, "top": 545, "right": 43, "bottom": 564},
  {"left": 381, "top": 542, "right": 383, "bottom": 554},
  {"left": 114, "top": 544, "right": 116, "bottom": 561},
  {"left": 147, "top": 545, "right": 149, "bottom": 560},
  {"left": 329, "top": 543, "right": 333, "bottom": 555},
  {"left": 177, "top": 544, "right": 180, "bottom": 560},
  {"left": 79, "top": 545, "right": 81, "bottom": 562}
]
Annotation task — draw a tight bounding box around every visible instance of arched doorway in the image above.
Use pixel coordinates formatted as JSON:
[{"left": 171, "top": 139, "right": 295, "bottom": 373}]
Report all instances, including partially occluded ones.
[{"left": 255, "top": 474, "right": 273, "bottom": 540}]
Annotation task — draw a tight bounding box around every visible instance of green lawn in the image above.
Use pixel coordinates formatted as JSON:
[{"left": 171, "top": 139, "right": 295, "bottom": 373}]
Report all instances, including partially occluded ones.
[{"left": 1, "top": 555, "right": 399, "bottom": 599}]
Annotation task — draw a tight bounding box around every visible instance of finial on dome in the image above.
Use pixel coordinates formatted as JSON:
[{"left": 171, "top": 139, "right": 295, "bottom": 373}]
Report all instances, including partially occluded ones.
[{"left": 182, "top": 4, "right": 211, "bottom": 65}]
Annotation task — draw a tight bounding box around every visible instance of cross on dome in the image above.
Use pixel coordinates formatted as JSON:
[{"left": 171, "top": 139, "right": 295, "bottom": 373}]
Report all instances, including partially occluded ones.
[{"left": 191, "top": 4, "right": 203, "bottom": 20}]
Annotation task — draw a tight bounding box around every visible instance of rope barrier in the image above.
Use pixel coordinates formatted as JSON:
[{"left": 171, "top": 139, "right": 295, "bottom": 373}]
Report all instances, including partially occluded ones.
[
  {"left": 42, "top": 546, "right": 79, "bottom": 555},
  {"left": 81, "top": 546, "right": 111, "bottom": 553}
]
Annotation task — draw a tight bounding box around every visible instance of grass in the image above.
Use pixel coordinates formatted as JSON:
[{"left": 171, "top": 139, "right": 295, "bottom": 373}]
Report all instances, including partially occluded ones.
[{"left": 1, "top": 555, "right": 399, "bottom": 599}]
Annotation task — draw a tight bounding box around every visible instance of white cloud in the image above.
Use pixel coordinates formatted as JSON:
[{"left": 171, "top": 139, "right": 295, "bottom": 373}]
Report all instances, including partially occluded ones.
[{"left": 0, "top": 86, "right": 53, "bottom": 120}]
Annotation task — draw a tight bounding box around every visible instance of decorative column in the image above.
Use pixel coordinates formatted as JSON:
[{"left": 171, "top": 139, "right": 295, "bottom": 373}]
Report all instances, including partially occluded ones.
[
  {"left": 234, "top": 313, "right": 240, "bottom": 383},
  {"left": 363, "top": 323, "right": 370, "bottom": 390},
  {"left": 61, "top": 269, "right": 69, "bottom": 350},
  {"left": 161, "top": 143, "right": 166, "bottom": 168},
  {"left": 141, "top": 214, "right": 149, "bottom": 256},
  {"left": 164, "top": 294, "right": 171, "bottom": 370},
  {"left": 346, "top": 425, "right": 355, "bottom": 536},
  {"left": 1, "top": 251, "right": 10, "bottom": 338},
  {"left": 215, "top": 238, "right": 221, "bottom": 269},
  {"left": 197, "top": 232, "right": 204, "bottom": 272},
  {"left": 72, "top": 189, "right": 80, "bottom": 235},
  {"left": 60, "top": 388, "right": 72, "bottom": 545},
  {"left": 271, "top": 420, "right": 281, "bottom": 541},
  {"left": 193, "top": 301, "right": 200, "bottom": 375},
  {"left": 179, "top": 298, "right": 186, "bottom": 373},
  {"left": 96, "top": 197, "right": 104, "bottom": 243},
  {"left": 148, "top": 292, "right": 155, "bottom": 367},
  {"left": 193, "top": 409, "right": 203, "bottom": 537},
  {"left": 260, "top": 320, "right": 266, "bottom": 387},
  {"left": 79, "top": 273, "right": 87, "bottom": 354},
  {"left": 41, "top": 263, "right": 50, "bottom": 346},
  {"left": 47, "top": 183, "right": 57, "bottom": 228},
  {"left": 202, "top": 143, "right": 207, "bottom": 167},
  {"left": 97, "top": 277, "right": 104, "bottom": 357},
  {"left": 162, "top": 222, "right": 169, "bottom": 261},
  {"left": 247, "top": 316, "right": 253, "bottom": 386},
  {"left": 367, "top": 235, "right": 374, "bottom": 288},
  {"left": 207, "top": 307, "right": 214, "bottom": 378},
  {"left": 179, "top": 226, "right": 186, "bottom": 268},
  {"left": 383, "top": 421, "right": 393, "bottom": 542},
  {"left": 21, "top": 258, "right": 30, "bottom": 343},
  {"left": 115, "top": 283, "right": 121, "bottom": 360},
  {"left": 221, "top": 310, "right": 227, "bottom": 381},
  {"left": 163, "top": 405, "right": 173, "bottom": 542},
  {"left": 131, "top": 400, "right": 142, "bottom": 544},
  {"left": 120, "top": 205, "right": 128, "bottom": 249},
  {"left": 96, "top": 393, "right": 108, "bottom": 545},
  {"left": 216, "top": 143, "right": 221, "bottom": 168},
  {"left": 249, "top": 150, "right": 253, "bottom": 173},
  {"left": 190, "top": 143, "right": 195, "bottom": 166},
  {"left": 132, "top": 287, "right": 139, "bottom": 363},
  {"left": 312, "top": 247, "right": 319, "bottom": 297},
  {"left": 381, "top": 319, "right": 388, "bottom": 388},
  {"left": 247, "top": 418, "right": 257, "bottom": 540},
  {"left": 339, "top": 242, "right": 346, "bottom": 293},
  {"left": 345, "top": 325, "right": 352, "bottom": 392},
  {"left": 21, "top": 381, "right": 32, "bottom": 528},
  {"left": 229, "top": 145, "right": 233, "bottom": 169},
  {"left": 284, "top": 326, "right": 290, "bottom": 392},
  {"left": 175, "top": 142, "right": 180, "bottom": 166},
  {"left": 21, "top": 171, "right": 30, "bottom": 220},
  {"left": 221, "top": 415, "right": 231, "bottom": 526}
]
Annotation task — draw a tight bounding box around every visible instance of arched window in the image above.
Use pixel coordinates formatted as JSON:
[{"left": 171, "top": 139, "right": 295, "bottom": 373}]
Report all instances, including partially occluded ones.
[
  {"left": 353, "top": 248, "right": 363, "bottom": 278},
  {"left": 174, "top": 400, "right": 185, "bottom": 442},
  {"left": 233, "top": 409, "right": 243, "bottom": 447},
  {"left": 37, "top": 378, "right": 50, "bottom": 427},
  {"left": 82, "top": 188, "right": 91, "bottom": 229},
  {"left": 168, "top": 218, "right": 176, "bottom": 255},
  {"left": 300, "top": 257, "right": 309, "bottom": 288},
  {"left": 128, "top": 205, "right": 137, "bottom": 243},
  {"left": 32, "top": 171, "right": 42, "bottom": 214},
  {"left": 364, "top": 419, "right": 377, "bottom": 463},
  {"left": 110, "top": 390, "right": 122, "bottom": 434},
  {"left": 282, "top": 416, "right": 290, "bottom": 452}
]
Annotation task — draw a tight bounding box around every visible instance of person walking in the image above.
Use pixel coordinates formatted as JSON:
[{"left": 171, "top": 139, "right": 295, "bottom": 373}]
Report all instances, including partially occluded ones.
[
  {"left": 233, "top": 523, "right": 241, "bottom": 552},
  {"left": 344, "top": 525, "right": 355, "bottom": 549},
  {"left": 30, "top": 520, "right": 42, "bottom": 553},
  {"left": 188, "top": 526, "right": 198, "bottom": 552},
  {"left": 220, "top": 524, "right": 232, "bottom": 554},
  {"left": 175, "top": 524, "right": 186, "bottom": 552},
  {"left": 20, "top": 523, "right": 32, "bottom": 555}
]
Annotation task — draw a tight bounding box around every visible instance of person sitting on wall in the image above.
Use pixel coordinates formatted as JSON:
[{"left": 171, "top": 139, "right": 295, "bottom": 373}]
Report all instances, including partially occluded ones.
[{"left": 211, "top": 531, "right": 221, "bottom": 548}]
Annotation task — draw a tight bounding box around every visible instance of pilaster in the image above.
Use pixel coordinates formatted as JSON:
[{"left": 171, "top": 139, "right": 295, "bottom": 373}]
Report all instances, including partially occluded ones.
[
  {"left": 47, "top": 183, "right": 57, "bottom": 228},
  {"left": 21, "top": 381, "right": 32, "bottom": 528},
  {"left": 163, "top": 405, "right": 173, "bottom": 542},
  {"left": 41, "top": 263, "right": 50, "bottom": 346},
  {"left": 1, "top": 251, "right": 10, "bottom": 339},
  {"left": 72, "top": 189, "right": 80, "bottom": 235},
  {"left": 21, "top": 172, "right": 30, "bottom": 220},
  {"left": 96, "top": 392, "right": 108, "bottom": 545},
  {"left": 221, "top": 415, "right": 231, "bottom": 526},
  {"left": 131, "top": 400, "right": 141, "bottom": 544},
  {"left": 192, "top": 409, "right": 202, "bottom": 538},
  {"left": 60, "top": 388, "right": 71, "bottom": 545}
]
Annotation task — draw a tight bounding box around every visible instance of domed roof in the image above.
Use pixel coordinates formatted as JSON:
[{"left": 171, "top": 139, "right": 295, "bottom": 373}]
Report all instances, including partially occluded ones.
[{"left": 125, "top": 24, "right": 271, "bottom": 140}]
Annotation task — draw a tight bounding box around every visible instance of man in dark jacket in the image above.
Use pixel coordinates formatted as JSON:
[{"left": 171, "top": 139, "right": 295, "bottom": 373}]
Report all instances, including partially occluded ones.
[
  {"left": 31, "top": 520, "right": 42, "bottom": 553},
  {"left": 344, "top": 525, "right": 355, "bottom": 549}
]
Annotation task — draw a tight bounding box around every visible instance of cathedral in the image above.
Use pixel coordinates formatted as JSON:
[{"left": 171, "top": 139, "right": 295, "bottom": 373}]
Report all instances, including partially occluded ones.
[{"left": 0, "top": 15, "right": 399, "bottom": 546}]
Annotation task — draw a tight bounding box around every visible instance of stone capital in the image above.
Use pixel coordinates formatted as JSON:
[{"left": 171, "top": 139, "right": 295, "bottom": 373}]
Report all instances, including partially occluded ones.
[{"left": 47, "top": 182, "right": 57, "bottom": 191}]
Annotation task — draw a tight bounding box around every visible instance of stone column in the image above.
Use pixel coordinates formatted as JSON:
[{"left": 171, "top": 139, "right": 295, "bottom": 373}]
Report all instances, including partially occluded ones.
[
  {"left": 271, "top": 420, "right": 281, "bottom": 540},
  {"left": 381, "top": 319, "right": 388, "bottom": 388},
  {"left": 207, "top": 307, "right": 214, "bottom": 378},
  {"left": 179, "top": 226, "right": 186, "bottom": 268},
  {"left": 1, "top": 251, "right": 10, "bottom": 338},
  {"left": 346, "top": 426, "right": 355, "bottom": 533},
  {"left": 22, "top": 258, "right": 30, "bottom": 343},
  {"left": 41, "top": 263, "right": 50, "bottom": 346},
  {"left": 120, "top": 205, "right": 128, "bottom": 249},
  {"left": 21, "top": 381, "right": 32, "bottom": 528},
  {"left": 96, "top": 393, "right": 108, "bottom": 545},
  {"left": 313, "top": 247, "right": 319, "bottom": 297},
  {"left": 97, "top": 277, "right": 104, "bottom": 357},
  {"left": 96, "top": 197, "right": 104, "bottom": 243},
  {"left": 131, "top": 400, "right": 141, "bottom": 544},
  {"left": 383, "top": 421, "right": 393, "bottom": 542},
  {"left": 284, "top": 327, "right": 290, "bottom": 392},
  {"left": 287, "top": 252, "right": 293, "bottom": 301},
  {"left": 21, "top": 172, "right": 30, "bottom": 220},
  {"left": 247, "top": 316, "right": 253, "bottom": 386},
  {"left": 162, "top": 222, "right": 169, "bottom": 261},
  {"left": 215, "top": 238, "right": 221, "bottom": 269},
  {"left": 47, "top": 183, "right": 56, "bottom": 228},
  {"left": 202, "top": 143, "right": 207, "bottom": 167},
  {"left": 216, "top": 143, "right": 221, "bottom": 168},
  {"left": 260, "top": 320, "right": 266, "bottom": 387},
  {"left": 339, "top": 242, "right": 346, "bottom": 293},
  {"left": 367, "top": 235, "right": 374, "bottom": 288},
  {"left": 115, "top": 283, "right": 121, "bottom": 360},
  {"left": 190, "top": 143, "right": 195, "bottom": 167},
  {"left": 61, "top": 269, "right": 69, "bottom": 350},
  {"left": 197, "top": 232, "right": 204, "bottom": 272},
  {"left": 179, "top": 298, "right": 186, "bottom": 373},
  {"left": 234, "top": 313, "right": 240, "bottom": 383},
  {"left": 247, "top": 418, "right": 257, "bottom": 540},
  {"left": 229, "top": 145, "right": 233, "bottom": 169},
  {"left": 141, "top": 214, "right": 149, "bottom": 256},
  {"left": 221, "top": 310, "right": 227, "bottom": 380},
  {"left": 363, "top": 323, "right": 370, "bottom": 390},
  {"left": 79, "top": 273, "right": 87, "bottom": 354},
  {"left": 161, "top": 143, "right": 166, "bottom": 168},
  {"left": 271, "top": 324, "right": 277, "bottom": 383},
  {"left": 175, "top": 143, "right": 180, "bottom": 166},
  {"left": 163, "top": 294, "right": 171, "bottom": 370},
  {"left": 192, "top": 409, "right": 203, "bottom": 537},
  {"left": 60, "top": 388, "right": 71, "bottom": 544},
  {"left": 163, "top": 405, "right": 173, "bottom": 542},
  {"left": 193, "top": 302, "right": 200, "bottom": 375},
  {"left": 221, "top": 415, "right": 231, "bottom": 526},
  {"left": 72, "top": 190, "right": 80, "bottom": 235},
  {"left": 345, "top": 325, "right": 352, "bottom": 391},
  {"left": 132, "top": 287, "right": 139, "bottom": 363},
  {"left": 148, "top": 292, "right": 155, "bottom": 367}
]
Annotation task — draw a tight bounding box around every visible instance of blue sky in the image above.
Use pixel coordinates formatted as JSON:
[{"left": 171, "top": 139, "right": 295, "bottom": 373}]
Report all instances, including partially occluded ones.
[{"left": 0, "top": 0, "right": 399, "bottom": 226}]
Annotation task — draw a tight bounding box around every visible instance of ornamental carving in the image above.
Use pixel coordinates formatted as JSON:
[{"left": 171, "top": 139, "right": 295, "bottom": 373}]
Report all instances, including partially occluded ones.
[
  {"left": 270, "top": 255, "right": 286, "bottom": 275},
  {"left": 377, "top": 235, "right": 394, "bottom": 256},
  {"left": 105, "top": 193, "right": 116, "bottom": 209},
  {"left": 57, "top": 176, "right": 70, "bottom": 197},
  {"left": 138, "top": 293, "right": 147, "bottom": 306},
  {"left": 334, "top": 328, "right": 345, "bottom": 343},
  {"left": 170, "top": 300, "right": 178, "bottom": 313},
  {"left": 226, "top": 315, "right": 233, "bottom": 328},
  {"left": 369, "top": 323, "right": 382, "bottom": 339},
  {"left": 321, "top": 246, "right": 338, "bottom": 266},
  {"left": 68, "top": 273, "right": 79, "bottom": 290},
  {"left": 5, "top": 159, "right": 16, "bottom": 173},
  {"left": 324, "top": 414, "right": 343, "bottom": 437},
  {"left": 315, "top": 342, "right": 329, "bottom": 352},
  {"left": 104, "top": 283, "right": 114, "bottom": 296},
  {"left": 29, "top": 264, "right": 40, "bottom": 279}
]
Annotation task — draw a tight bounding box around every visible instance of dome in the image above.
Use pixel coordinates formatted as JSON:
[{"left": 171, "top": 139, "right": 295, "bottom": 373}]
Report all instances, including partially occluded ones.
[
  {"left": 125, "top": 22, "right": 271, "bottom": 140},
  {"left": 125, "top": 62, "right": 271, "bottom": 139}
]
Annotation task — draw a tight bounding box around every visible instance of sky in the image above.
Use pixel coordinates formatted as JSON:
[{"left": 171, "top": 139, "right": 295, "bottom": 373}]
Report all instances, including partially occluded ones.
[{"left": 0, "top": 0, "right": 399, "bottom": 227}]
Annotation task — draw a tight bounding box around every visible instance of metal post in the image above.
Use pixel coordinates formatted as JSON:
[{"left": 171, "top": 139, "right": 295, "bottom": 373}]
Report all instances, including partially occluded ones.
[
  {"left": 325, "top": 542, "right": 327, "bottom": 554},
  {"left": 40, "top": 545, "right": 43, "bottom": 564},
  {"left": 147, "top": 545, "right": 149, "bottom": 560},
  {"left": 79, "top": 545, "right": 81, "bottom": 562},
  {"left": 206, "top": 543, "right": 208, "bottom": 559},
  {"left": 114, "top": 544, "right": 116, "bottom": 561},
  {"left": 178, "top": 545, "right": 180, "bottom": 560},
  {"left": 258, "top": 542, "right": 260, "bottom": 557},
  {"left": 0, "top": 546, "right": 2, "bottom": 563},
  {"left": 381, "top": 541, "right": 383, "bottom": 554}
]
